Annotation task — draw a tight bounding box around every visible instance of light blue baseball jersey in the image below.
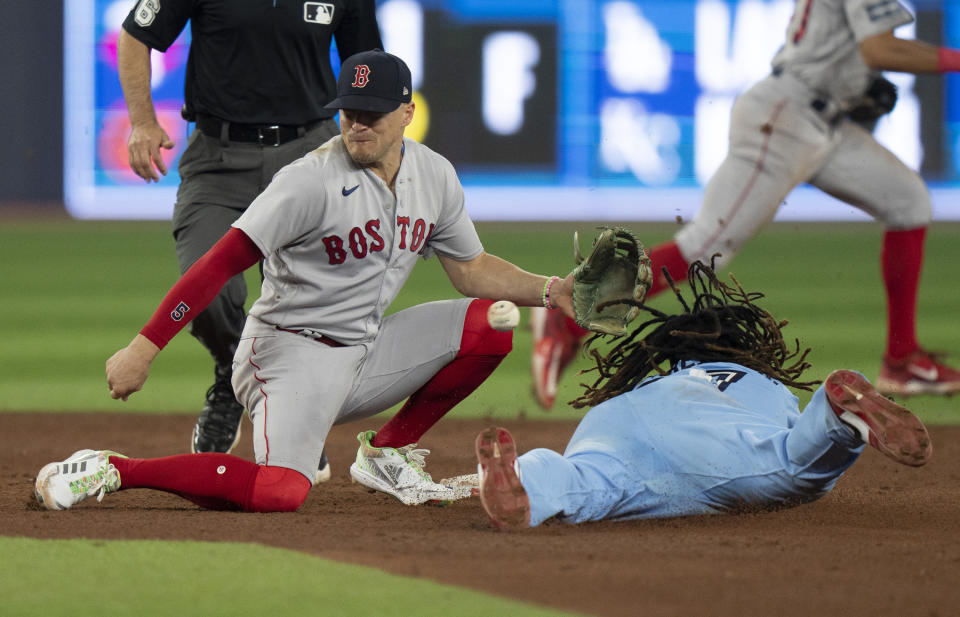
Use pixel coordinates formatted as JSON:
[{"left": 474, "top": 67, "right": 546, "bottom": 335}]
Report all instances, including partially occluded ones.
[{"left": 517, "top": 361, "right": 865, "bottom": 526}]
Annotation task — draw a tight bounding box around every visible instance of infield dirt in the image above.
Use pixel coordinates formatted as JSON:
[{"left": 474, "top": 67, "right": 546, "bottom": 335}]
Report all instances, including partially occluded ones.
[{"left": 4, "top": 412, "right": 959, "bottom": 616}]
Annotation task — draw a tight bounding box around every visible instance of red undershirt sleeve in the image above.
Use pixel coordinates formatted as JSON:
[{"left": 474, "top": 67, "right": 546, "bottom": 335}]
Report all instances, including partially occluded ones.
[
  {"left": 938, "top": 47, "right": 960, "bottom": 73},
  {"left": 140, "top": 228, "right": 263, "bottom": 349}
]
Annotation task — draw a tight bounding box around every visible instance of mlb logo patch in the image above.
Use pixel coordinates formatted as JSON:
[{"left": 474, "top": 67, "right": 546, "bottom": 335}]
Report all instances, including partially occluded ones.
[{"left": 304, "top": 2, "right": 334, "bottom": 24}]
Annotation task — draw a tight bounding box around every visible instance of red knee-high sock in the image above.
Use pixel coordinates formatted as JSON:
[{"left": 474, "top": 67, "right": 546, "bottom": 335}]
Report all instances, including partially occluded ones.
[
  {"left": 882, "top": 227, "right": 926, "bottom": 360},
  {"left": 112, "top": 454, "right": 310, "bottom": 512},
  {"left": 562, "top": 314, "right": 590, "bottom": 339},
  {"left": 245, "top": 466, "right": 311, "bottom": 512},
  {"left": 372, "top": 299, "right": 513, "bottom": 448},
  {"left": 647, "top": 240, "right": 690, "bottom": 297},
  {"left": 111, "top": 453, "right": 258, "bottom": 511}
]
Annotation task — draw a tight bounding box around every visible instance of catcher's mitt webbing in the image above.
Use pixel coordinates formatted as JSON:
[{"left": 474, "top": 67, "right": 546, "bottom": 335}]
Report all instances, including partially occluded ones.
[{"left": 570, "top": 227, "right": 652, "bottom": 336}]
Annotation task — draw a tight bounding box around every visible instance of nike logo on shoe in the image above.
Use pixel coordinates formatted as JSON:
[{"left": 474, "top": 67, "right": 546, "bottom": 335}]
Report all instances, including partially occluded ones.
[
  {"left": 342, "top": 184, "right": 359, "bottom": 196},
  {"left": 907, "top": 363, "right": 939, "bottom": 382}
]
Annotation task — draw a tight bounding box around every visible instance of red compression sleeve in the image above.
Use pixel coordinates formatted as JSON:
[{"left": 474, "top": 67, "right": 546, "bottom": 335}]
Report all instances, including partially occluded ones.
[
  {"left": 140, "top": 227, "right": 262, "bottom": 349},
  {"left": 937, "top": 47, "right": 960, "bottom": 73}
]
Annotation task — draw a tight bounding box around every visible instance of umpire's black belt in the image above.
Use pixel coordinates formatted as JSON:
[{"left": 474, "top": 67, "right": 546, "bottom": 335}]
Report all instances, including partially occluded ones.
[{"left": 196, "top": 115, "right": 325, "bottom": 146}]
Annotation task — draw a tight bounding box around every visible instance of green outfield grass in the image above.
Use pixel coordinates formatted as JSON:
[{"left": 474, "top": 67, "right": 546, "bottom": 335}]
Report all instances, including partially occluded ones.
[
  {"left": 2, "top": 219, "right": 960, "bottom": 423},
  {"left": 1, "top": 538, "right": 583, "bottom": 617}
]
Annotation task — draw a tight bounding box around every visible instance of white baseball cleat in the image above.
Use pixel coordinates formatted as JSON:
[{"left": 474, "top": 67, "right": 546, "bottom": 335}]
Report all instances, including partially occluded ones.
[
  {"left": 349, "top": 430, "right": 457, "bottom": 505},
  {"left": 35, "top": 449, "right": 124, "bottom": 511},
  {"left": 438, "top": 473, "right": 479, "bottom": 500}
]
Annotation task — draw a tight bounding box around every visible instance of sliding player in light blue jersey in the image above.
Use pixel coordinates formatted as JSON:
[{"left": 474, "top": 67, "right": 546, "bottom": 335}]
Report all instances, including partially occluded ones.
[{"left": 477, "top": 261, "right": 932, "bottom": 530}]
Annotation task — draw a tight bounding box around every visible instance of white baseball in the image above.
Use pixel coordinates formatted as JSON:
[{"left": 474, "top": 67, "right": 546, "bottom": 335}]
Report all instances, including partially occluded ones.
[{"left": 487, "top": 300, "right": 521, "bottom": 331}]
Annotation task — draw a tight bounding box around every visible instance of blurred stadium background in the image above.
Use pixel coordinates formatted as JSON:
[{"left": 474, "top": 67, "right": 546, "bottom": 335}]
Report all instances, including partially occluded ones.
[{"left": 3, "top": 3, "right": 959, "bottom": 616}]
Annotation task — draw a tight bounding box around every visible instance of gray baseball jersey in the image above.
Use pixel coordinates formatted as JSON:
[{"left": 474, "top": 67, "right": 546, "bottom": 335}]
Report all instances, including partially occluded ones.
[
  {"left": 676, "top": 0, "right": 930, "bottom": 268},
  {"left": 771, "top": 0, "right": 913, "bottom": 105},
  {"left": 234, "top": 135, "right": 483, "bottom": 343},
  {"left": 229, "top": 135, "right": 484, "bottom": 479}
]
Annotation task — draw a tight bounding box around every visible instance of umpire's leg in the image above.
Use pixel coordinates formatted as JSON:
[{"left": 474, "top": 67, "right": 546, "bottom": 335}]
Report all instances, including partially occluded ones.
[
  {"left": 172, "top": 198, "right": 248, "bottom": 454},
  {"left": 172, "top": 200, "right": 248, "bottom": 367}
]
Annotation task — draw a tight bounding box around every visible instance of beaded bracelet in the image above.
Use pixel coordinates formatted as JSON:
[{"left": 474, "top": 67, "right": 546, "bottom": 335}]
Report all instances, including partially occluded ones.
[{"left": 542, "top": 276, "right": 561, "bottom": 310}]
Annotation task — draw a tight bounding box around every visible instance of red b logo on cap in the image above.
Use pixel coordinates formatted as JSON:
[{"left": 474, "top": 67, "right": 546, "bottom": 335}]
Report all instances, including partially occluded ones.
[{"left": 352, "top": 65, "right": 370, "bottom": 88}]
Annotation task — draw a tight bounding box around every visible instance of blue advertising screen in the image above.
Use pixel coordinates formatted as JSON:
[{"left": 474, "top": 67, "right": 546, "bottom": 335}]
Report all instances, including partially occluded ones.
[{"left": 64, "top": 0, "right": 960, "bottom": 220}]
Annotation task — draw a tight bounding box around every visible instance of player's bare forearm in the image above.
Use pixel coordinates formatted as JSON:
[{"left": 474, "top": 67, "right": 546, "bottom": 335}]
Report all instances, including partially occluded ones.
[
  {"left": 105, "top": 334, "right": 160, "bottom": 401},
  {"left": 439, "top": 252, "right": 575, "bottom": 317},
  {"left": 117, "top": 30, "right": 160, "bottom": 130},
  {"left": 859, "top": 31, "right": 942, "bottom": 73},
  {"left": 117, "top": 29, "right": 173, "bottom": 181}
]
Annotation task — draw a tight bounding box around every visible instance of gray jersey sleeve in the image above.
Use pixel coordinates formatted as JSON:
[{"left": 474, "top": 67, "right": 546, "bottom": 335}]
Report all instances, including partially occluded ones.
[
  {"left": 845, "top": 0, "right": 913, "bottom": 42},
  {"left": 233, "top": 157, "right": 330, "bottom": 257},
  {"left": 233, "top": 163, "right": 326, "bottom": 255}
]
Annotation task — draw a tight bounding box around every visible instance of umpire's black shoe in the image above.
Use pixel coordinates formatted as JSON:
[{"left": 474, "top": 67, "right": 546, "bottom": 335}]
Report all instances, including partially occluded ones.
[{"left": 191, "top": 368, "right": 244, "bottom": 454}]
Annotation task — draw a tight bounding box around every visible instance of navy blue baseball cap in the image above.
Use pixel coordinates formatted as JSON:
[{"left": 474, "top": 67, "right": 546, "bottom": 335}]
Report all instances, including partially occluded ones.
[{"left": 325, "top": 50, "right": 413, "bottom": 113}]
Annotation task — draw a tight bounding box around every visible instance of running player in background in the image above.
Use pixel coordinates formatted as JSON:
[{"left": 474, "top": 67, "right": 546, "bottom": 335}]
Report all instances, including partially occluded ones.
[
  {"left": 118, "top": 0, "right": 382, "bottom": 483},
  {"left": 35, "top": 51, "right": 577, "bottom": 513},
  {"left": 532, "top": 0, "right": 960, "bottom": 409},
  {"left": 480, "top": 261, "right": 932, "bottom": 530}
]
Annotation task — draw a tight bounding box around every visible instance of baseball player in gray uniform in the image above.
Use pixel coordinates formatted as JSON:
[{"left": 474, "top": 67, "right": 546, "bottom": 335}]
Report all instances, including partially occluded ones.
[
  {"left": 118, "top": 0, "right": 383, "bottom": 479},
  {"left": 532, "top": 0, "right": 960, "bottom": 409},
  {"left": 35, "top": 50, "right": 577, "bottom": 513}
]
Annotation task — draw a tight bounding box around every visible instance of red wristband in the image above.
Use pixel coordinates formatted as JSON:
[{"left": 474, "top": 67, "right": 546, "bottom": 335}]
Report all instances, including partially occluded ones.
[{"left": 937, "top": 47, "right": 960, "bottom": 73}]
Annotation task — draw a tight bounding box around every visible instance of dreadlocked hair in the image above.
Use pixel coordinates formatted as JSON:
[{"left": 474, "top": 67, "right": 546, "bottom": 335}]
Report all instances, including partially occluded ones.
[{"left": 569, "top": 259, "right": 818, "bottom": 409}]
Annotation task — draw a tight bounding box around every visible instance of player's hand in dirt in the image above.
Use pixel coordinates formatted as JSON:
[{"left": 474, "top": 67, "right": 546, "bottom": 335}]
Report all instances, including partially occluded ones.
[
  {"left": 106, "top": 334, "right": 161, "bottom": 401},
  {"left": 127, "top": 122, "right": 174, "bottom": 183}
]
